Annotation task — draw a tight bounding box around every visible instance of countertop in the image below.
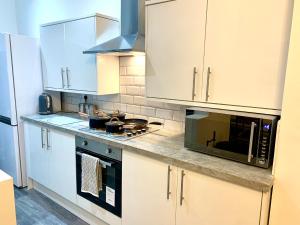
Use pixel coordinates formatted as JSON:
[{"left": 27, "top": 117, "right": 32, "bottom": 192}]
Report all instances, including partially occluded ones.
[{"left": 21, "top": 113, "right": 274, "bottom": 192}]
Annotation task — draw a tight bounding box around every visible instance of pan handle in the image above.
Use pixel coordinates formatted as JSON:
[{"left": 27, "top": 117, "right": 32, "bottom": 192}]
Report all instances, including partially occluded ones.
[{"left": 149, "top": 122, "right": 164, "bottom": 126}]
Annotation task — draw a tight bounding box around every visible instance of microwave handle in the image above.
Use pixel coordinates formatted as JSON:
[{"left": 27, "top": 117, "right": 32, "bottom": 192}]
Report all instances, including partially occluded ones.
[{"left": 248, "top": 122, "right": 256, "bottom": 163}]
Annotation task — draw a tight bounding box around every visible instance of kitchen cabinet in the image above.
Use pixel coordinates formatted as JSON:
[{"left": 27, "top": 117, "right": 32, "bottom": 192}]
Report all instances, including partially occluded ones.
[
  {"left": 145, "top": 0, "right": 207, "bottom": 101},
  {"left": 40, "top": 23, "right": 65, "bottom": 90},
  {"left": 25, "top": 123, "right": 50, "bottom": 188},
  {"left": 145, "top": 0, "right": 292, "bottom": 112},
  {"left": 47, "top": 128, "right": 76, "bottom": 203},
  {"left": 202, "top": 0, "right": 292, "bottom": 109},
  {"left": 176, "top": 169, "right": 262, "bottom": 225},
  {"left": 122, "top": 151, "right": 177, "bottom": 225},
  {"left": 41, "top": 14, "right": 120, "bottom": 95},
  {"left": 122, "top": 150, "right": 269, "bottom": 225},
  {"left": 24, "top": 123, "right": 76, "bottom": 203}
]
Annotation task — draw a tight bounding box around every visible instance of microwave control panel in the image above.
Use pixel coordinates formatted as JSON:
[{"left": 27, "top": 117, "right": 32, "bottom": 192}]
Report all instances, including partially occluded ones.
[{"left": 257, "top": 120, "right": 272, "bottom": 165}]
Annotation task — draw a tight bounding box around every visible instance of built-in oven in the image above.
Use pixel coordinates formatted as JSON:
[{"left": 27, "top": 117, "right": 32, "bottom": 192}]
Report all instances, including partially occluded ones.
[
  {"left": 184, "top": 108, "right": 279, "bottom": 168},
  {"left": 75, "top": 136, "right": 122, "bottom": 217}
]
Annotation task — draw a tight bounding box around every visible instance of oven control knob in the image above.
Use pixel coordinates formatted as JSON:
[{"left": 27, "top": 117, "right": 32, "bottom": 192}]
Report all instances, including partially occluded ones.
[
  {"left": 106, "top": 148, "right": 112, "bottom": 154},
  {"left": 82, "top": 140, "right": 88, "bottom": 146}
]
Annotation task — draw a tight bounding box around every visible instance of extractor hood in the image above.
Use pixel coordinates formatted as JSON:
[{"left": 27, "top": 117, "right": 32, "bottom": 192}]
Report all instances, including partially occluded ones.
[{"left": 83, "top": 0, "right": 145, "bottom": 55}]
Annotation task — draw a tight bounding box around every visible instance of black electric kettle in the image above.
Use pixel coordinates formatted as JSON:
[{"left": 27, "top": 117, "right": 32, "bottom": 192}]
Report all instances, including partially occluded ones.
[{"left": 39, "top": 93, "right": 53, "bottom": 115}]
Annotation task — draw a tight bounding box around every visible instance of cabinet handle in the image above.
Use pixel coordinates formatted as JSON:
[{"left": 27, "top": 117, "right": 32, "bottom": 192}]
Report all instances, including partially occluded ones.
[
  {"left": 167, "top": 165, "right": 172, "bottom": 200},
  {"left": 66, "top": 67, "right": 70, "bottom": 88},
  {"left": 248, "top": 122, "right": 256, "bottom": 162},
  {"left": 61, "top": 68, "right": 65, "bottom": 88},
  {"left": 192, "top": 67, "right": 197, "bottom": 101},
  {"left": 41, "top": 128, "right": 45, "bottom": 148},
  {"left": 46, "top": 129, "right": 50, "bottom": 150},
  {"left": 205, "top": 67, "right": 211, "bottom": 101},
  {"left": 180, "top": 170, "right": 185, "bottom": 206}
]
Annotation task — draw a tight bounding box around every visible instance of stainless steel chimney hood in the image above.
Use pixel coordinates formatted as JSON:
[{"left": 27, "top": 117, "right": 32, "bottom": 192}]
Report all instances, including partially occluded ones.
[{"left": 83, "top": 0, "right": 145, "bottom": 55}]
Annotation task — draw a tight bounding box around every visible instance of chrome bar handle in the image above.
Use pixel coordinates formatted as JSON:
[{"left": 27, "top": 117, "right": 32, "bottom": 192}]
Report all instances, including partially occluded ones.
[
  {"left": 61, "top": 68, "right": 65, "bottom": 88},
  {"left": 180, "top": 170, "right": 185, "bottom": 206},
  {"left": 66, "top": 67, "right": 70, "bottom": 88},
  {"left": 167, "top": 165, "right": 172, "bottom": 200},
  {"left": 205, "top": 67, "right": 211, "bottom": 101},
  {"left": 41, "top": 128, "right": 45, "bottom": 149},
  {"left": 46, "top": 129, "right": 50, "bottom": 150},
  {"left": 248, "top": 122, "right": 256, "bottom": 162},
  {"left": 192, "top": 67, "right": 198, "bottom": 100}
]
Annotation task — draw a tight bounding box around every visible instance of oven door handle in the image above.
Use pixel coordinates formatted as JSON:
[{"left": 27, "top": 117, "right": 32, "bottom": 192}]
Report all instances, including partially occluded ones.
[
  {"left": 76, "top": 152, "right": 113, "bottom": 168},
  {"left": 248, "top": 122, "right": 256, "bottom": 163}
]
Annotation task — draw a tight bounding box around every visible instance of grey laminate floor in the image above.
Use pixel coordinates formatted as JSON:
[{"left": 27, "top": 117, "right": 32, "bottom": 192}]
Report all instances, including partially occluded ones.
[{"left": 14, "top": 188, "right": 89, "bottom": 225}]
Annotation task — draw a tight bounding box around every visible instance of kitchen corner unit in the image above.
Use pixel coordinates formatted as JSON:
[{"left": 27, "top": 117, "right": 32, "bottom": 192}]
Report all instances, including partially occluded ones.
[{"left": 41, "top": 14, "right": 120, "bottom": 95}]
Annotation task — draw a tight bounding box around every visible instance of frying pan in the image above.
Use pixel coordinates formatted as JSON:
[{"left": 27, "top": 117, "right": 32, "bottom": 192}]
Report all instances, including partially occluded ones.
[{"left": 123, "top": 119, "right": 163, "bottom": 130}]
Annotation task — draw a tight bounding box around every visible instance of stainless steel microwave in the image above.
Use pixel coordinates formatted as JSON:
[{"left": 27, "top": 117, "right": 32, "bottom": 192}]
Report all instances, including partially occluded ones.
[{"left": 184, "top": 108, "right": 279, "bottom": 168}]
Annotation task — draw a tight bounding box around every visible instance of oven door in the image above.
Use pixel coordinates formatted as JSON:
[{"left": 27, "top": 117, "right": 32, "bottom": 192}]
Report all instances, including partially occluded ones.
[
  {"left": 76, "top": 148, "right": 122, "bottom": 217},
  {"left": 185, "top": 110, "right": 260, "bottom": 165}
]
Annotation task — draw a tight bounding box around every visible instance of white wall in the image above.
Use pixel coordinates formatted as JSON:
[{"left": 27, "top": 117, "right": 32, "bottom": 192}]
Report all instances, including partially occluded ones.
[
  {"left": 0, "top": 0, "right": 18, "bottom": 34},
  {"left": 15, "top": 0, "right": 120, "bottom": 38},
  {"left": 269, "top": 1, "right": 300, "bottom": 224}
]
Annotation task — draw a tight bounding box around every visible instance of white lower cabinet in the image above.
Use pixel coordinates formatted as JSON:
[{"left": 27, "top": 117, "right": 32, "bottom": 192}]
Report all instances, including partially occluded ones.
[
  {"left": 123, "top": 150, "right": 269, "bottom": 225},
  {"left": 25, "top": 122, "right": 76, "bottom": 203},
  {"left": 122, "top": 151, "right": 177, "bottom": 225},
  {"left": 176, "top": 169, "right": 262, "bottom": 225}
]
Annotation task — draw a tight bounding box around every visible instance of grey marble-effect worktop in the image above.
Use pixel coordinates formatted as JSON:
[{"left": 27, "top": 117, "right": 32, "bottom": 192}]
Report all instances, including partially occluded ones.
[{"left": 21, "top": 113, "right": 273, "bottom": 192}]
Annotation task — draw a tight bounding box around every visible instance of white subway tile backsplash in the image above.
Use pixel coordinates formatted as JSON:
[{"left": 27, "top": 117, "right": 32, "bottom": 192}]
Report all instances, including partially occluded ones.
[
  {"left": 126, "top": 105, "right": 141, "bottom": 114},
  {"left": 102, "top": 101, "right": 114, "bottom": 111},
  {"left": 134, "top": 96, "right": 147, "bottom": 106},
  {"left": 126, "top": 66, "right": 145, "bottom": 76},
  {"left": 134, "top": 76, "right": 145, "bottom": 86},
  {"left": 173, "top": 110, "right": 186, "bottom": 122},
  {"left": 126, "top": 86, "right": 141, "bottom": 96},
  {"left": 62, "top": 56, "right": 186, "bottom": 132},
  {"left": 120, "top": 86, "right": 127, "bottom": 94},
  {"left": 140, "top": 106, "right": 156, "bottom": 117},
  {"left": 120, "top": 67, "right": 127, "bottom": 75},
  {"left": 120, "top": 95, "right": 134, "bottom": 104},
  {"left": 156, "top": 109, "right": 173, "bottom": 120}
]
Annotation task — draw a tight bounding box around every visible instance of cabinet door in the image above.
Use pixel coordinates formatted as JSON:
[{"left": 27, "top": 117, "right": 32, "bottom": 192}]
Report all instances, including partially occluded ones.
[
  {"left": 203, "top": 0, "right": 292, "bottom": 109},
  {"left": 25, "top": 123, "right": 49, "bottom": 187},
  {"left": 49, "top": 129, "right": 76, "bottom": 203},
  {"left": 176, "top": 169, "right": 262, "bottom": 225},
  {"left": 41, "top": 23, "right": 65, "bottom": 90},
  {"left": 64, "top": 17, "right": 97, "bottom": 92},
  {"left": 122, "top": 151, "right": 177, "bottom": 225},
  {"left": 145, "top": 0, "right": 207, "bottom": 101}
]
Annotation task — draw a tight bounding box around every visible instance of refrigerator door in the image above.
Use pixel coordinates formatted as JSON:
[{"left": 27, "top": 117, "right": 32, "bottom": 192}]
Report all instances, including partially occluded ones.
[
  {"left": 0, "top": 122, "right": 23, "bottom": 186},
  {"left": 10, "top": 34, "right": 43, "bottom": 121},
  {"left": 0, "top": 33, "right": 17, "bottom": 125}
]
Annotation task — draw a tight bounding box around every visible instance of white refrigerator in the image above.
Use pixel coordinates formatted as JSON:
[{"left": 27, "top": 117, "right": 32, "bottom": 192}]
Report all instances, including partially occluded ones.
[{"left": 0, "top": 33, "right": 43, "bottom": 187}]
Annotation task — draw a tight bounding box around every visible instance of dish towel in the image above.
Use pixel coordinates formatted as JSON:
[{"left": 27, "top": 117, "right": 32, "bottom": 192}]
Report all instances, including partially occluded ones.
[{"left": 81, "top": 153, "right": 103, "bottom": 197}]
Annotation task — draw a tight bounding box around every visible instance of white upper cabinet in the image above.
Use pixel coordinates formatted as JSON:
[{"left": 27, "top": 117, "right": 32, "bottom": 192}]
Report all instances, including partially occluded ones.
[
  {"left": 145, "top": 0, "right": 293, "bottom": 113},
  {"left": 41, "top": 23, "right": 65, "bottom": 90},
  {"left": 64, "top": 17, "right": 98, "bottom": 92},
  {"left": 41, "top": 14, "right": 120, "bottom": 95},
  {"left": 202, "top": 0, "right": 292, "bottom": 110},
  {"left": 145, "top": 0, "right": 207, "bottom": 101}
]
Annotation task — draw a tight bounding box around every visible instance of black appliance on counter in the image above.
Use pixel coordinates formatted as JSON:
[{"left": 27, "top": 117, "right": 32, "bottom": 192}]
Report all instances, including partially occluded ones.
[
  {"left": 38, "top": 92, "right": 53, "bottom": 115},
  {"left": 76, "top": 136, "right": 122, "bottom": 217},
  {"left": 184, "top": 108, "right": 279, "bottom": 168}
]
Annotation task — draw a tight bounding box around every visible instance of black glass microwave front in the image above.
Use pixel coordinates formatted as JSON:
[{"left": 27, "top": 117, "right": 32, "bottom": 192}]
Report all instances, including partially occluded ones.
[{"left": 184, "top": 109, "right": 278, "bottom": 168}]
